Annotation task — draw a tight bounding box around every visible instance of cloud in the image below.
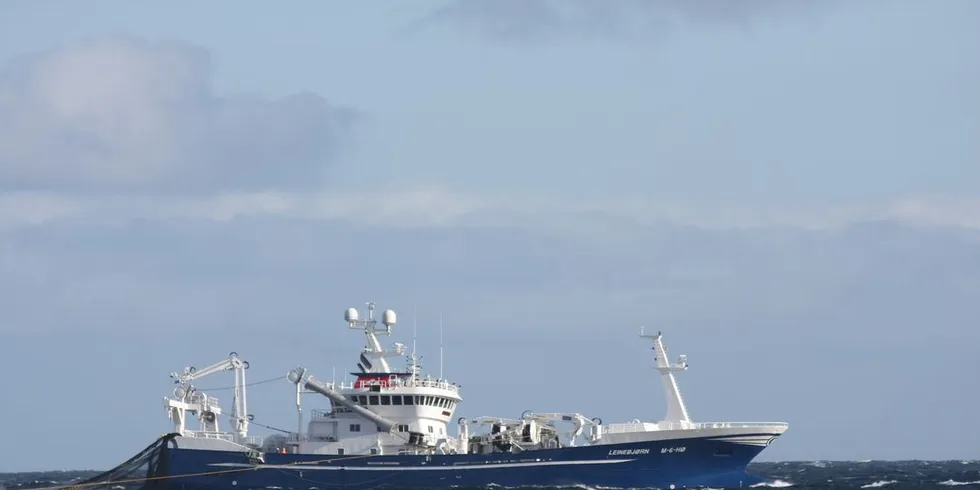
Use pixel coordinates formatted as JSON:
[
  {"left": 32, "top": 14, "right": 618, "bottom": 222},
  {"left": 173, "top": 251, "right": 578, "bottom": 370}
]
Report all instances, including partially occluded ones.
[
  {"left": 412, "top": 0, "right": 835, "bottom": 42},
  {"left": 4, "top": 188, "right": 980, "bottom": 235},
  {"left": 0, "top": 36, "right": 357, "bottom": 194},
  {"left": 2, "top": 208, "right": 978, "bottom": 355}
]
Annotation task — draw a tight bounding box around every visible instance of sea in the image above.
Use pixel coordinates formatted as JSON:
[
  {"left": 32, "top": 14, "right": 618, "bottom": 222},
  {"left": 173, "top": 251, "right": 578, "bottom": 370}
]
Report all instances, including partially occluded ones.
[{"left": 1, "top": 461, "right": 978, "bottom": 490}]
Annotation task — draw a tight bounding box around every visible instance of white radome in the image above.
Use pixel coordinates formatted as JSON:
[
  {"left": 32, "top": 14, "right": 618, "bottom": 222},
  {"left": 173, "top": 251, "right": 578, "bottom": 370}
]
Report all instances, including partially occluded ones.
[
  {"left": 344, "top": 307, "right": 359, "bottom": 324},
  {"left": 382, "top": 309, "right": 397, "bottom": 326}
]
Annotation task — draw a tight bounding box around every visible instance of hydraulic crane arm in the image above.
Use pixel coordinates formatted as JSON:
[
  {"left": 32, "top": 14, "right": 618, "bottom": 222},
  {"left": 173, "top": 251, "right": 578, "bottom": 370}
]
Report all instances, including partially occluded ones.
[{"left": 170, "top": 352, "right": 249, "bottom": 386}]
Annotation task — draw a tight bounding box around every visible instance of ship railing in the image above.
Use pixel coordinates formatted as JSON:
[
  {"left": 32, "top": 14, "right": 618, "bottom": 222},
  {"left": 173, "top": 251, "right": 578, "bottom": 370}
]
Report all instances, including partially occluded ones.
[
  {"left": 182, "top": 430, "right": 266, "bottom": 446},
  {"left": 311, "top": 409, "right": 335, "bottom": 420},
  {"left": 188, "top": 393, "right": 221, "bottom": 407},
  {"left": 285, "top": 432, "right": 315, "bottom": 442},
  {"left": 182, "top": 430, "right": 235, "bottom": 441},
  {"left": 326, "top": 378, "right": 461, "bottom": 393},
  {"left": 602, "top": 422, "right": 658, "bottom": 434},
  {"left": 603, "top": 421, "right": 789, "bottom": 433},
  {"left": 405, "top": 378, "right": 460, "bottom": 393},
  {"left": 694, "top": 421, "right": 790, "bottom": 430},
  {"left": 241, "top": 435, "right": 264, "bottom": 447}
]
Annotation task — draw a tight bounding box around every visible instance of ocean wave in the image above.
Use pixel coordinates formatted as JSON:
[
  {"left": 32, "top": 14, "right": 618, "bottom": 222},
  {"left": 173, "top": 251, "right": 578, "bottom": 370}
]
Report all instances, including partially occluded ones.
[{"left": 860, "top": 481, "right": 897, "bottom": 488}]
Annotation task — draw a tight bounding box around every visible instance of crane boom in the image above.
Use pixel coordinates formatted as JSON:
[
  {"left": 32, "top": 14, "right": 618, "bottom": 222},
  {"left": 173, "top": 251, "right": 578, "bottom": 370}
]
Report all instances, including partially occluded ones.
[
  {"left": 166, "top": 352, "right": 251, "bottom": 443},
  {"left": 286, "top": 367, "right": 398, "bottom": 432}
]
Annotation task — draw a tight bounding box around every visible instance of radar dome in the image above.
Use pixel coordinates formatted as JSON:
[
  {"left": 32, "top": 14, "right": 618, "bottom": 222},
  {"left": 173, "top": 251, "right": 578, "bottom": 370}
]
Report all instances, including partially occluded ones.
[
  {"left": 344, "top": 307, "right": 359, "bottom": 324},
  {"left": 382, "top": 309, "right": 397, "bottom": 326}
]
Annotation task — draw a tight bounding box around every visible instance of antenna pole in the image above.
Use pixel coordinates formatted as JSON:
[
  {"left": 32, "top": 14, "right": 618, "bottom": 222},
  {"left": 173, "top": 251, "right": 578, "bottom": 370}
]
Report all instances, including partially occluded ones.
[
  {"left": 412, "top": 304, "right": 418, "bottom": 381},
  {"left": 439, "top": 312, "right": 444, "bottom": 379}
]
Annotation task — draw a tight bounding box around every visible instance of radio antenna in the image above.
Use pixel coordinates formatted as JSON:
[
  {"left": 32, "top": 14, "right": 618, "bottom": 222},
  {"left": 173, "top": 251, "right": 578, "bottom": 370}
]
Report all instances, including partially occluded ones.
[{"left": 439, "top": 311, "right": 444, "bottom": 379}]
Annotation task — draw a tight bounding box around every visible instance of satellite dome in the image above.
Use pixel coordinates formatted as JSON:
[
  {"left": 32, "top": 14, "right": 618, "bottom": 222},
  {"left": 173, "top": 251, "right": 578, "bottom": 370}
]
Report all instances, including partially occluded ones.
[
  {"left": 382, "top": 309, "right": 397, "bottom": 326},
  {"left": 344, "top": 307, "right": 359, "bottom": 324}
]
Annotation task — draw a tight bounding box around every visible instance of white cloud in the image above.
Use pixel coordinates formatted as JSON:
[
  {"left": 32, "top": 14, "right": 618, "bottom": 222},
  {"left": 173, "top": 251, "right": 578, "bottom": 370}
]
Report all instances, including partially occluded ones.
[
  {"left": 0, "top": 36, "right": 356, "bottom": 194},
  {"left": 886, "top": 198, "right": 980, "bottom": 230},
  {"left": 3, "top": 189, "right": 980, "bottom": 232}
]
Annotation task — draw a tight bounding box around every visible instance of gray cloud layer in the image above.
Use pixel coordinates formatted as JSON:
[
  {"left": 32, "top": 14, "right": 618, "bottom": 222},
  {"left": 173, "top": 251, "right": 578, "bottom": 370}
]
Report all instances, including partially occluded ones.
[
  {"left": 415, "top": 0, "right": 835, "bottom": 41},
  {"left": 0, "top": 36, "right": 356, "bottom": 194}
]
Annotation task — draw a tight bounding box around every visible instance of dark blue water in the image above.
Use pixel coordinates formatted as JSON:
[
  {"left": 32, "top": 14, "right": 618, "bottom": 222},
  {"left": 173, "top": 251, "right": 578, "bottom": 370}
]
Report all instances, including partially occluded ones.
[{"left": 2, "top": 461, "right": 978, "bottom": 489}]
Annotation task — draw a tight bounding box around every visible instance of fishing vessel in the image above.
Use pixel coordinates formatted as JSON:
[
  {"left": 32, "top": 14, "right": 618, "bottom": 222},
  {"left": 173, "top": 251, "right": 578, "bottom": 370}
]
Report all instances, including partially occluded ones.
[{"left": 80, "top": 302, "right": 788, "bottom": 490}]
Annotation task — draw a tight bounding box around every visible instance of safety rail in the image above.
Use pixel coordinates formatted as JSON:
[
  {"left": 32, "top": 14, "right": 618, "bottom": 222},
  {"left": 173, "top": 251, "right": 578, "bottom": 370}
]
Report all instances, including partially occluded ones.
[
  {"left": 406, "top": 378, "right": 460, "bottom": 393},
  {"left": 322, "top": 377, "right": 461, "bottom": 394},
  {"left": 182, "top": 430, "right": 264, "bottom": 446},
  {"left": 182, "top": 430, "right": 235, "bottom": 440},
  {"left": 311, "top": 409, "right": 335, "bottom": 420},
  {"left": 242, "top": 435, "right": 264, "bottom": 447},
  {"left": 283, "top": 432, "right": 309, "bottom": 442},
  {"left": 187, "top": 393, "right": 221, "bottom": 406},
  {"left": 603, "top": 421, "right": 789, "bottom": 433},
  {"left": 695, "top": 421, "right": 789, "bottom": 429}
]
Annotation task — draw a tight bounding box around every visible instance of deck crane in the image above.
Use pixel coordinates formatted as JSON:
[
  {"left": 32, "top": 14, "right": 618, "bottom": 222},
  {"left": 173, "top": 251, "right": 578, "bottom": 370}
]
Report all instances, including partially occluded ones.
[
  {"left": 519, "top": 411, "right": 603, "bottom": 446},
  {"left": 164, "top": 352, "right": 251, "bottom": 444}
]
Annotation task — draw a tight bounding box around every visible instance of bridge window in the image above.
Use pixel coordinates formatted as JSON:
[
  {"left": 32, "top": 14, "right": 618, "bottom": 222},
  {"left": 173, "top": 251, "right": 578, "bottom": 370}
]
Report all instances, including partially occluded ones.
[
  {"left": 392, "top": 396, "right": 403, "bottom": 405},
  {"left": 380, "top": 395, "right": 391, "bottom": 405},
  {"left": 398, "top": 424, "right": 409, "bottom": 432},
  {"left": 368, "top": 395, "right": 379, "bottom": 405},
  {"left": 350, "top": 424, "right": 361, "bottom": 432},
  {"left": 404, "top": 396, "right": 414, "bottom": 405},
  {"left": 358, "top": 395, "right": 367, "bottom": 405}
]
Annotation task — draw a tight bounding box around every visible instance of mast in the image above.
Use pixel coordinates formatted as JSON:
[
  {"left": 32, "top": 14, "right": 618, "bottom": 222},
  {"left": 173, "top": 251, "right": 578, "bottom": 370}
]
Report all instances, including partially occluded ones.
[
  {"left": 413, "top": 304, "right": 417, "bottom": 364},
  {"left": 346, "top": 302, "right": 400, "bottom": 373},
  {"left": 640, "top": 327, "right": 691, "bottom": 423},
  {"left": 410, "top": 304, "right": 419, "bottom": 381}
]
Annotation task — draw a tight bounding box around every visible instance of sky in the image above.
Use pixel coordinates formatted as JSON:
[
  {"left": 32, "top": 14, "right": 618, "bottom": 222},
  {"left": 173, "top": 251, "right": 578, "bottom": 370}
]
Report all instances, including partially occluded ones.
[{"left": 0, "top": 0, "right": 978, "bottom": 472}]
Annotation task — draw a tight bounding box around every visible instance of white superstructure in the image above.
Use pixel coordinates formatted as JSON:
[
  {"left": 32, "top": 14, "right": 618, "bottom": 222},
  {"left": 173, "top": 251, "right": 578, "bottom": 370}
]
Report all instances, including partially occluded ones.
[
  {"left": 280, "top": 302, "right": 464, "bottom": 456},
  {"left": 162, "top": 302, "right": 788, "bottom": 456}
]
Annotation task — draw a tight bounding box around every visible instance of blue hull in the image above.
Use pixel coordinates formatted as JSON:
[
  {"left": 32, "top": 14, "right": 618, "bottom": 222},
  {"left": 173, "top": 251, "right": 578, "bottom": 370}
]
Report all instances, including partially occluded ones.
[{"left": 160, "top": 434, "right": 772, "bottom": 489}]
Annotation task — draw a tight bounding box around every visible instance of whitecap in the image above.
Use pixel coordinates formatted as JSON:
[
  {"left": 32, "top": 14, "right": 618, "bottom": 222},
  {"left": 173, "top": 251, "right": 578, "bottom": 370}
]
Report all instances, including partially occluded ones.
[{"left": 860, "top": 480, "right": 897, "bottom": 488}]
